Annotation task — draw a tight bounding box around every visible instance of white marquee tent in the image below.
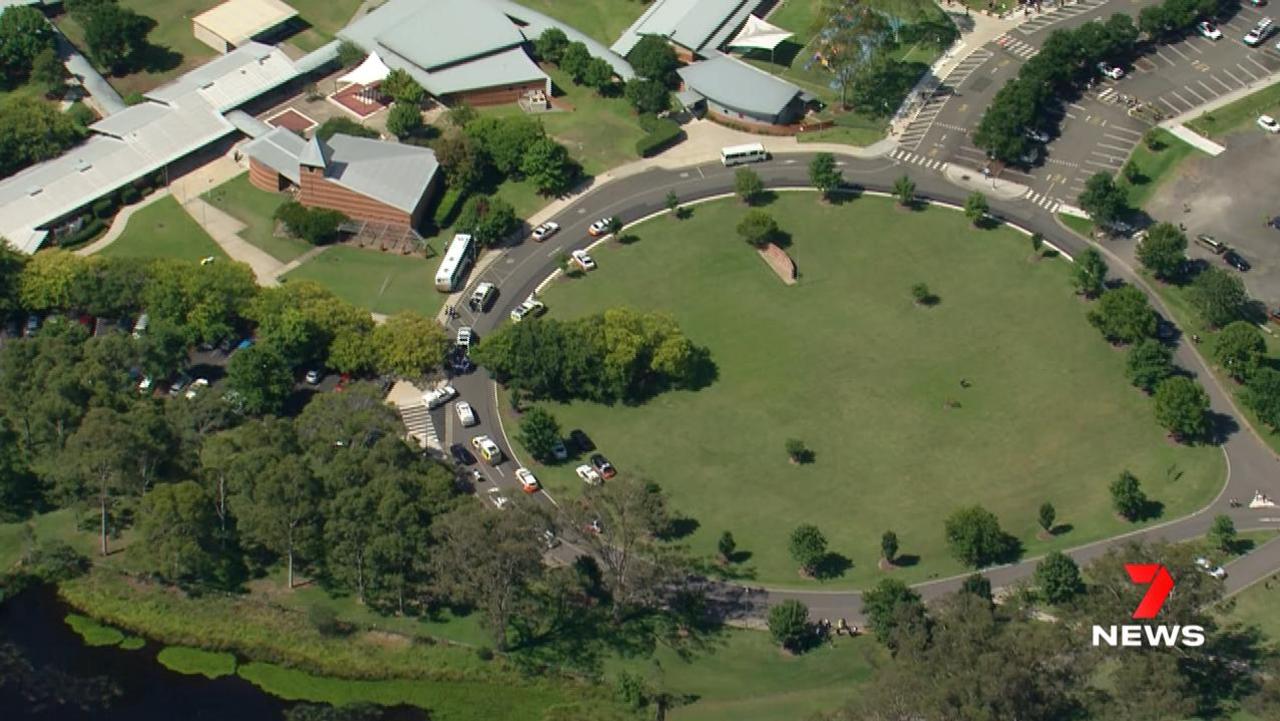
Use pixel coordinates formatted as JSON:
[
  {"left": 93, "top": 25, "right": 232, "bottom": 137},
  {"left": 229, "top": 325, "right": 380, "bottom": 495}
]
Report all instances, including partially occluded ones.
[
  {"left": 336, "top": 51, "right": 392, "bottom": 86},
  {"left": 727, "top": 15, "right": 794, "bottom": 52}
]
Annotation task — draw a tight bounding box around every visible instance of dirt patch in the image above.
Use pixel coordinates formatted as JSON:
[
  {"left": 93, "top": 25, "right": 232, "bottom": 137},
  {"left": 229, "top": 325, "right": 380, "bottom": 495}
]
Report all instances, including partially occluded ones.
[
  {"left": 878, "top": 558, "right": 896, "bottom": 571},
  {"left": 360, "top": 630, "right": 412, "bottom": 650},
  {"left": 758, "top": 243, "right": 796, "bottom": 285}
]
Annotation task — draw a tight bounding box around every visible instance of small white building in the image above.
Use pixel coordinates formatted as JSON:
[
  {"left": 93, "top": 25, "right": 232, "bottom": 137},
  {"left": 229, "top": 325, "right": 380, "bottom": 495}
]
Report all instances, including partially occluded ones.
[{"left": 192, "top": 0, "right": 298, "bottom": 54}]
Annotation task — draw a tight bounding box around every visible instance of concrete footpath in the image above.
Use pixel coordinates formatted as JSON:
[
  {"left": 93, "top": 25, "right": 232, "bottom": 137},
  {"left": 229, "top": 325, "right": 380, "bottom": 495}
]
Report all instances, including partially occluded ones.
[{"left": 1158, "top": 72, "right": 1280, "bottom": 157}]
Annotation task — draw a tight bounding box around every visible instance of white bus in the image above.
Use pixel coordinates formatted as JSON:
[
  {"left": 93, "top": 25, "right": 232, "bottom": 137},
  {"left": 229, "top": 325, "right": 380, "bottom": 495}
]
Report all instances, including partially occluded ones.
[
  {"left": 435, "top": 233, "right": 475, "bottom": 292},
  {"left": 720, "top": 143, "right": 769, "bottom": 166}
]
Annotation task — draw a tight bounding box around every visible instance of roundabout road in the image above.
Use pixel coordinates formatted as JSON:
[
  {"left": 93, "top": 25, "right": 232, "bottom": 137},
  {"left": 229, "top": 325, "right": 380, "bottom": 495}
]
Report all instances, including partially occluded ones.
[{"left": 439, "top": 151, "right": 1280, "bottom": 622}]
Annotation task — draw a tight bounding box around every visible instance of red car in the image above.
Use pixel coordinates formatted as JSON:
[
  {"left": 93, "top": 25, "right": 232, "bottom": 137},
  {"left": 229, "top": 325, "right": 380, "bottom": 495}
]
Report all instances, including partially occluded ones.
[{"left": 334, "top": 372, "right": 351, "bottom": 392}]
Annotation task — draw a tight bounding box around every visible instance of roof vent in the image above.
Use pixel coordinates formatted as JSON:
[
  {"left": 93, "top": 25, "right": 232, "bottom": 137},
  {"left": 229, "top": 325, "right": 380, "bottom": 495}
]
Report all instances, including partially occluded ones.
[
  {"left": 27, "top": 185, "right": 42, "bottom": 196},
  {"left": 74, "top": 158, "right": 92, "bottom": 173}
]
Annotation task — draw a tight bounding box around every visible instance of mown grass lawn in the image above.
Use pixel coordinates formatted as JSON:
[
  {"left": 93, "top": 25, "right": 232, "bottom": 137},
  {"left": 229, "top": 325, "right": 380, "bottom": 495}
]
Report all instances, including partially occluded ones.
[
  {"left": 1219, "top": 570, "right": 1280, "bottom": 649},
  {"left": 157, "top": 646, "right": 238, "bottom": 678},
  {"left": 99, "top": 195, "right": 226, "bottom": 262},
  {"left": 284, "top": 0, "right": 362, "bottom": 53},
  {"left": 1119, "top": 129, "right": 1199, "bottom": 210},
  {"left": 1188, "top": 82, "right": 1280, "bottom": 139},
  {"left": 510, "top": 0, "right": 648, "bottom": 46},
  {"left": 506, "top": 193, "right": 1224, "bottom": 589},
  {"left": 283, "top": 246, "right": 445, "bottom": 318},
  {"left": 202, "top": 174, "right": 311, "bottom": 263}
]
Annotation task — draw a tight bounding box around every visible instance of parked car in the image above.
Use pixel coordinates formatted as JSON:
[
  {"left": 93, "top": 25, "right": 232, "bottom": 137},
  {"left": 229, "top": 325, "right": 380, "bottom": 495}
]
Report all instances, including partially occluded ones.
[
  {"left": 448, "top": 348, "right": 475, "bottom": 374},
  {"left": 471, "top": 434, "right": 503, "bottom": 465},
  {"left": 515, "top": 467, "right": 540, "bottom": 493},
  {"left": 1224, "top": 250, "right": 1251, "bottom": 271},
  {"left": 305, "top": 369, "right": 322, "bottom": 385},
  {"left": 1197, "top": 20, "right": 1222, "bottom": 39},
  {"left": 423, "top": 384, "right": 458, "bottom": 409},
  {"left": 590, "top": 453, "right": 616, "bottom": 479},
  {"left": 184, "top": 378, "right": 210, "bottom": 399},
  {"left": 1244, "top": 17, "right": 1273, "bottom": 46},
  {"left": 569, "top": 429, "right": 595, "bottom": 452},
  {"left": 531, "top": 221, "right": 560, "bottom": 242},
  {"left": 1024, "top": 127, "right": 1050, "bottom": 143},
  {"left": 137, "top": 376, "right": 154, "bottom": 394},
  {"left": 455, "top": 400, "right": 478, "bottom": 427},
  {"left": 510, "top": 297, "right": 546, "bottom": 323},
  {"left": 486, "top": 487, "right": 510, "bottom": 510},
  {"left": 456, "top": 326, "right": 473, "bottom": 349},
  {"left": 1195, "top": 556, "right": 1227, "bottom": 579},
  {"left": 540, "top": 529, "right": 561, "bottom": 549},
  {"left": 571, "top": 249, "right": 597, "bottom": 271},
  {"left": 449, "top": 442, "right": 477, "bottom": 465},
  {"left": 551, "top": 439, "right": 569, "bottom": 461},
  {"left": 1096, "top": 61, "right": 1124, "bottom": 79},
  {"left": 576, "top": 464, "right": 603, "bottom": 486},
  {"left": 588, "top": 217, "right": 616, "bottom": 237},
  {"left": 1258, "top": 114, "right": 1280, "bottom": 133},
  {"left": 168, "top": 375, "right": 192, "bottom": 396},
  {"left": 468, "top": 282, "right": 496, "bottom": 312},
  {"left": 1195, "top": 234, "right": 1227, "bottom": 254}
]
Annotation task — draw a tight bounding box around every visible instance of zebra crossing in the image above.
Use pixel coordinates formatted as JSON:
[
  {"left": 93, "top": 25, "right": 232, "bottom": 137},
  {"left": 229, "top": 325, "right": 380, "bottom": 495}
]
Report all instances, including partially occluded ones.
[
  {"left": 1015, "top": 0, "right": 1110, "bottom": 35},
  {"left": 399, "top": 402, "right": 441, "bottom": 450},
  {"left": 889, "top": 148, "right": 949, "bottom": 172},
  {"left": 1022, "top": 189, "right": 1062, "bottom": 213},
  {"left": 994, "top": 34, "right": 1038, "bottom": 60},
  {"left": 942, "top": 47, "right": 994, "bottom": 87},
  {"left": 896, "top": 48, "right": 992, "bottom": 150}
]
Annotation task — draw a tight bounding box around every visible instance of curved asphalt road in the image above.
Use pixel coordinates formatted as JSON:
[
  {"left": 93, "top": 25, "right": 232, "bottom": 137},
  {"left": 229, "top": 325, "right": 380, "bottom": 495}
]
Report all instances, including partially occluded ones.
[{"left": 440, "top": 151, "right": 1280, "bottom": 622}]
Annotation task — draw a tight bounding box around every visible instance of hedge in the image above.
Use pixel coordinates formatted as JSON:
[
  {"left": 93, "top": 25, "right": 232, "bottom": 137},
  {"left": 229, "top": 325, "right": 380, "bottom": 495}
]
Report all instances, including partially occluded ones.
[
  {"left": 92, "top": 196, "right": 117, "bottom": 219},
  {"left": 57, "top": 218, "right": 106, "bottom": 248},
  {"left": 434, "top": 186, "right": 468, "bottom": 228},
  {"left": 635, "top": 116, "right": 682, "bottom": 158}
]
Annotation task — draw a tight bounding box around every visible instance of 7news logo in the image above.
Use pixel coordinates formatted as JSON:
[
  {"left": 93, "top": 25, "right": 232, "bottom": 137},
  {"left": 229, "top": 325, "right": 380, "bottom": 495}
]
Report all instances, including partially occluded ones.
[{"left": 1090, "top": 563, "right": 1205, "bottom": 648}]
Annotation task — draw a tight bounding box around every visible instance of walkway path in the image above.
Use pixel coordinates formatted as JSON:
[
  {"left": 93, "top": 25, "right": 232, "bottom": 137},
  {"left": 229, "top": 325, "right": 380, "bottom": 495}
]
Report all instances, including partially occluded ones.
[
  {"left": 276, "top": 245, "right": 329, "bottom": 276},
  {"left": 74, "top": 189, "right": 171, "bottom": 256}
]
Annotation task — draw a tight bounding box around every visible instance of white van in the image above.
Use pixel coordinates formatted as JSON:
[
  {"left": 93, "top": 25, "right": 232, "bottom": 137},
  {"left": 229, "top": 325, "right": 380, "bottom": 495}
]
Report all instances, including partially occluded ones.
[
  {"left": 469, "top": 282, "right": 495, "bottom": 312},
  {"left": 131, "top": 313, "right": 150, "bottom": 338},
  {"left": 720, "top": 143, "right": 769, "bottom": 166}
]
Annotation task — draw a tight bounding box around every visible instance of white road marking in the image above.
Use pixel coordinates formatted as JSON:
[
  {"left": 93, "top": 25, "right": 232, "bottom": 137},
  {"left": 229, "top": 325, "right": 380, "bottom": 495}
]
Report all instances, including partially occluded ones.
[
  {"left": 1182, "top": 85, "right": 1207, "bottom": 103},
  {"left": 1222, "top": 66, "right": 1246, "bottom": 86}
]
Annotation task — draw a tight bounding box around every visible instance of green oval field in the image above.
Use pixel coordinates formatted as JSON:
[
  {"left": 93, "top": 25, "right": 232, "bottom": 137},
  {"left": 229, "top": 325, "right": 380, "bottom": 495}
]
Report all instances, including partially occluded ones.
[{"left": 510, "top": 193, "right": 1224, "bottom": 588}]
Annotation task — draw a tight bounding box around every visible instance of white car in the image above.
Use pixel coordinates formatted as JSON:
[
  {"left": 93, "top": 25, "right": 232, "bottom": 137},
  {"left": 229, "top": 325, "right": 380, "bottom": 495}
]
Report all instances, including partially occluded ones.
[
  {"left": 510, "top": 297, "right": 546, "bottom": 323},
  {"left": 588, "top": 217, "right": 616, "bottom": 237},
  {"left": 423, "top": 384, "right": 458, "bottom": 409},
  {"left": 1197, "top": 20, "right": 1222, "bottom": 39},
  {"left": 531, "top": 221, "right": 560, "bottom": 241},
  {"left": 1024, "top": 127, "right": 1049, "bottom": 143},
  {"left": 576, "top": 464, "right": 603, "bottom": 485},
  {"left": 1195, "top": 556, "right": 1227, "bottom": 579},
  {"left": 1096, "top": 62, "right": 1124, "bottom": 80},
  {"left": 137, "top": 376, "right": 153, "bottom": 394},
  {"left": 456, "top": 326, "right": 473, "bottom": 348},
  {"left": 486, "top": 487, "right": 510, "bottom": 510},
  {"left": 471, "top": 434, "right": 503, "bottom": 465},
  {"left": 571, "top": 249, "right": 596, "bottom": 271},
  {"left": 455, "top": 400, "right": 477, "bottom": 427},
  {"left": 1258, "top": 114, "right": 1280, "bottom": 133},
  {"left": 515, "top": 467, "right": 540, "bottom": 493},
  {"left": 184, "top": 378, "right": 209, "bottom": 399},
  {"left": 305, "top": 369, "right": 322, "bottom": 385}
]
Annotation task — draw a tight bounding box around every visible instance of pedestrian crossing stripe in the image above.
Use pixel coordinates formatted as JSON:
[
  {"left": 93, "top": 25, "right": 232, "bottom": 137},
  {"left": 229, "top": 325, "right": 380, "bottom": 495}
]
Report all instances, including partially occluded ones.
[
  {"left": 889, "top": 148, "right": 949, "bottom": 172},
  {"left": 1022, "top": 190, "right": 1062, "bottom": 212}
]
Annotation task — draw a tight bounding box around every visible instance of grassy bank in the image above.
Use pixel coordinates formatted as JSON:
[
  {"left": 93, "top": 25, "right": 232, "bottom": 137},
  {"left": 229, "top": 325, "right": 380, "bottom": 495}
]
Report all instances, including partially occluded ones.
[
  {"left": 65, "top": 613, "right": 127, "bottom": 646},
  {"left": 1188, "top": 81, "right": 1280, "bottom": 139},
  {"left": 1120, "top": 129, "right": 1198, "bottom": 210},
  {"left": 202, "top": 174, "right": 310, "bottom": 263},
  {"left": 283, "top": 246, "right": 444, "bottom": 318},
  {"left": 157, "top": 646, "right": 238, "bottom": 678}
]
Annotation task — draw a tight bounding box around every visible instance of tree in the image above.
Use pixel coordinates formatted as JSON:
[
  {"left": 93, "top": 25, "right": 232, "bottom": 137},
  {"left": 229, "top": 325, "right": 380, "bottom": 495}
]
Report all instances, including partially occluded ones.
[
  {"left": 79, "top": 3, "right": 151, "bottom": 73},
  {"left": 1110, "top": 470, "right": 1148, "bottom": 521},
  {"left": 336, "top": 40, "right": 365, "bottom": 68},
  {"left": 380, "top": 68, "right": 424, "bottom": 105},
  {"left": 18, "top": 249, "right": 88, "bottom": 311},
  {"left": 0, "top": 240, "right": 25, "bottom": 318},
  {"left": 628, "top": 35, "right": 678, "bottom": 83},
  {"left": 944, "top": 505, "right": 1015, "bottom": 568},
  {"left": 1208, "top": 514, "right": 1236, "bottom": 553},
  {"left": 664, "top": 190, "right": 679, "bottom": 216},
  {"left": 808, "top": 153, "right": 842, "bottom": 200},
  {"left": 520, "top": 137, "right": 577, "bottom": 196},
  {"left": 911, "top": 283, "right": 933, "bottom": 305},
  {"left": 963, "top": 192, "right": 988, "bottom": 225},
  {"left": 717, "top": 531, "right": 736, "bottom": 563},
  {"left": 233, "top": 454, "right": 320, "bottom": 589},
  {"left": 1213, "top": 320, "right": 1265, "bottom": 382},
  {"left": 30, "top": 47, "right": 67, "bottom": 97},
  {"left": 371, "top": 311, "right": 449, "bottom": 377},
  {"left": 1111, "top": 651, "right": 1198, "bottom": 721},
  {"left": 1038, "top": 502, "right": 1056, "bottom": 535},
  {"left": 465, "top": 115, "right": 543, "bottom": 174},
  {"left": 960, "top": 572, "right": 993, "bottom": 601},
  {"left": 1188, "top": 267, "right": 1248, "bottom": 328},
  {"left": 136, "top": 480, "right": 218, "bottom": 583},
  {"left": 226, "top": 344, "right": 294, "bottom": 416},
  {"left": 767, "top": 599, "right": 811, "bottom": 652},
  {"left": 385, "top": 102, "right": 423, "bottom": 139},
  {"left": 737, "top": 209, "right": 778, "bottom": 248},
  {"left": 734, "top": 168, "right": 764, "bottom": 205},
  {"left": 881, "top": 530, "right": 899, "bottom": 564},
  {"left": 784, "top": 438, "right": 810, "bottom": 463},
  {"left": 789, "top": 524, "right": 827, "bottom": 576},
  {"left": 1153, "top": 375, "right": 1209, "bottom": 442},
  {"left": 623, "top": 78, "right": 668, "bottom": 113},
  {"left": 445, "top": 103, "right": 477, "bottom": 129},
  {"left": 274, "top": 202, "right": 346, "bottom": 245},
  {"left": 1244, "top": 367, "right": 1280, "bottom": 431},
  {"left": 0, "top": 420, "right": 36, "bottom": 522},
  {"left": 1072, "top": 247, "right": 1108, "bottom": 298},
  {"left": 455, "top": 194, "right": 519, "bottom": 246},
  {"left": 1034, "top": 550, "right": 1082, "bottom": 604},
  {"left": 1136, "top": 222, "right": 1187, "bottom": 281},
  {"left": 315, "top": 116, "right": 379, "bottom": 141},
  {"left": 1076, "top": 172, "right": 1128, "bottom": 225},
  {"left": 534, "top": 27, "right": 569, "bottom": 63},
  {"left": 517, "top": 407, "right": 562, "bottom": 463},
  {"left": 0, "top": 5, "right": 54, "bottom": 80},
  {"left": 560, "top": 42, "right": 592, "bottom": 82},
  {"left": 820, "top": 2, "right": 891, "bottom": 107},
  {"left": 892, "top": 174, "right": 915, "bottom": 207},
  {"left": 582, "top": 57, "right": 615, "bottom": 93},
  {"left": 433, "top": 130, "right": 485, "bottom": 191},
  {"left": 861, "top": 578, "right": 926, "bottom": 650},
  {"left": 54, "top": 408, "right": 133, "bottom": 556},
  {"left": 1088, "top": 286, "right": 1157, "bottom": 345},
  {"left": 1125, "top": 338, "right": 1174, "bottom": 393},
  {"left": 0, "top": 99, "right": 85, "bottom": 176}
]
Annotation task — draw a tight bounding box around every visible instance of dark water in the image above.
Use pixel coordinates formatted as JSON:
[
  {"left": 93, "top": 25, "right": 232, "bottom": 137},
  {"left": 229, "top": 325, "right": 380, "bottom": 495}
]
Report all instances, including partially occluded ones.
[{"left": 0, "top": 585, "right": 289, "bottom": 720}]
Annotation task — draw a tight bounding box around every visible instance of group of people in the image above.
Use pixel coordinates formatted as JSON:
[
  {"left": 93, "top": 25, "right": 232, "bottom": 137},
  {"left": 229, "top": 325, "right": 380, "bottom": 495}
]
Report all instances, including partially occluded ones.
[{"left": 817, "top": 617, "right": 859, "bottom": 638}]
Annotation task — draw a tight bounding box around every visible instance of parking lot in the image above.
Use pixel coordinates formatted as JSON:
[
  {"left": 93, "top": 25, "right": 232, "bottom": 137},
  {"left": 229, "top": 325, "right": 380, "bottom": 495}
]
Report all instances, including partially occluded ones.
[{"left": 895, "top": 0, "right": 1280, "bottom": 213}]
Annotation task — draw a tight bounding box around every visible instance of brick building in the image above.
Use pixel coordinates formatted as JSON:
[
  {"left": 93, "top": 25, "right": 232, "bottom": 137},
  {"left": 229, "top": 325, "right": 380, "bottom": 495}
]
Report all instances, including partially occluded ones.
[{"left": 243, "top": 129, "right": 440, "bottom": 230}]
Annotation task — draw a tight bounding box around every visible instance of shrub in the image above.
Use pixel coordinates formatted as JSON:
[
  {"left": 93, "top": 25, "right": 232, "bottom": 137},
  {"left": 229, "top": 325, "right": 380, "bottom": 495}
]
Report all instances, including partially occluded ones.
[
  {"left": 92, "top": 196, "right": 117, "bottom": 218},
  {"left": 475, "top": 646, "right": 494, "bottom": 661},
  {"left": 634, "top": 116, "right": 681, "bottom": 157},
  {"left": 119, "top": 185, "right": 141, "bottom": 204},
  {"left": 433, "top": 186, "right": 468, "bottom": 228},
  {"left": 274, "top": 201, "right": 347, "bottom": 245}
]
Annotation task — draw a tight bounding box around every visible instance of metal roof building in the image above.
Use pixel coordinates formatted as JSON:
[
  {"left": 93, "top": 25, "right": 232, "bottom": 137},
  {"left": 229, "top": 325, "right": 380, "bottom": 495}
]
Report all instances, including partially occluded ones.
[
  {"left": 480, "top": 0, "right": 633, "bottom": 80},
  {"left": 611, "top": 0, "right": 764, "bottom": 58},
  {"left": 192, "top": 0, "right": 298, "bottom": 54},
  {"left": 676, "top": 52, "right": 805, "bottom": 126},
  {"left": 0, "top": 43, "right": 301, "bottom": 253},
  {"left": 338, "top": 0, "right": 549, "bottom": 102}
]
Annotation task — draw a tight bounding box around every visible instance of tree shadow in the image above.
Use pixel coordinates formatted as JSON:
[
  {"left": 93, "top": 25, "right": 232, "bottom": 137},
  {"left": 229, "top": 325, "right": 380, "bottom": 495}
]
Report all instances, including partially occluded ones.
[
  {"left": 770, "top": 229, "right": 793, "bottom": 249},
  {"left": 660, "top": 516, "right": 700, "bottom": 541},
  {"left": 749, "top": 190, "right": 779, "bottom": 207},
  {"left": 892, "top": 554, "right": 920, "bottom": 568},
  {"left": 679, "top": 346, "right": 719, "bottom": 393},
  {"left": 131, "top": 42, "right": 181, "bottom": 76},
  {"left": 674, "top": 206, "right": 694, "bottom": 220},
  {"left": 1204, "top": 411, "right": 1240, "bottom": 446},
  {"left": 1137, "top": 498, "right": 1165, "bottom": 522},
  {"left": 812, "top": 552, "right": 852, "bottom": 580},
  {"left": 617, "top": 232, "right": 641, "bottom": 245},
  {"left": 1049, "top": 523, "right": 1074, "bottom": 537},
  {"left": 728, "top": 549, "right": 752, "bottom": 564}
]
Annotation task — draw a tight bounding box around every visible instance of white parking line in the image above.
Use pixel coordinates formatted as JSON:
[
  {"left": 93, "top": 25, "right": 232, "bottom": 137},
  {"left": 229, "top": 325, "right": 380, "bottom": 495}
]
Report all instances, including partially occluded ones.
[
  {"left": 1182, "top": 39, "right": 1205, "bottom": 55},
  {"left": 1105, "top": 125, "right": 1143, "bottom": 138},
  {"left": 1166, "top": 43, "right": 1192, "bottom": 61},
  {"left": 1208, "top": 75, "right": 1233, "bottom": 92},
  {"left": 1069, "top": 102, "right": 1088, "bottom": 111},
  {"left": 1182, "top": 85, "right": 1207, "bottom": 103},
  {"left": 1167, "top": 90, "right": 1195, "bottom": 109},
  {"left": 1222, "top": 66, "right": 1247, "bottom": 86},
  {"left": 1097, "top": 142, "right": 1131, "bottom": 152},
  {"left": 1158, "top": 96, "right": 1183, "bottom": 114},
  {"left": 1153, "top": 49, "right": 1179, "bottom": 67},
  {"left": 1197, "top": 80, "right": 1218, "bottom": 98},
  {"left": 1086, "top": 158, "right": 1121, "bottom": 168},
  {"left": 1247, "top": 55, "right": 1271, "bottom": 74},
  {"left": 1065, "top": 112, "right": 1078, "bottom": 120},
  {"left": 1238, "top": 62, "right": 1261, "bottom": 81}
]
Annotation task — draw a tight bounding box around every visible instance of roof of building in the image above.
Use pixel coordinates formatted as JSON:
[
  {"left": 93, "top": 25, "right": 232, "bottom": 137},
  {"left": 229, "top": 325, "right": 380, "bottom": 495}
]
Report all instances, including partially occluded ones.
[
  {"left": 192, "top": 0, "right": 297, "bottom": 47},
  {"left": 0, "top": 43, "right": 301, "bottom": 253},
  {"left": 676, "top": 52, "right": 802, "bottom": 119},
  {"left": 481, "top": 0, "right": 634, "bottom": 80},
  {"left": 611, "top": 0, "right": 763, "bottom": 57},
  {"left": 243, "top": 130, "right": 439, "bottom": 214}
]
